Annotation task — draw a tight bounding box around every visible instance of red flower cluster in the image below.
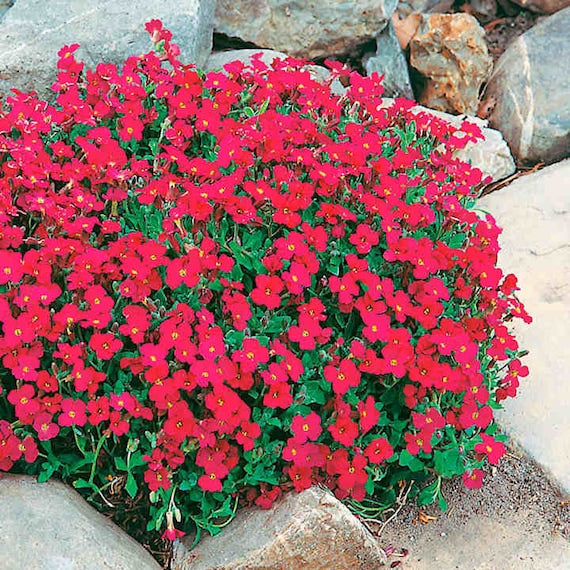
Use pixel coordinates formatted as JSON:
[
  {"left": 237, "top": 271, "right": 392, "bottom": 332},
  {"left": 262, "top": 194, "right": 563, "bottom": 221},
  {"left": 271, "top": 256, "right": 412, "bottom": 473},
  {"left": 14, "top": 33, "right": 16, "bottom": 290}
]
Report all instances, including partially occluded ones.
[{"left": 0, "top": 22, "right": 530, "bottom": 541}]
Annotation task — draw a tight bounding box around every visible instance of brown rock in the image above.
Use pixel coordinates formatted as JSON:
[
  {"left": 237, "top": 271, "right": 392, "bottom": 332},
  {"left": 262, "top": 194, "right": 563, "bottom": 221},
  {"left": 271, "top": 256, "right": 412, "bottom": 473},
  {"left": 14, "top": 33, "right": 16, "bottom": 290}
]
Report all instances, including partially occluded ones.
[
  {"left": 409, "top": 13, "right": 493, "bottom": 115},
  {"left": 172, "top": 486, "right": 387, "bottom": 569},
  {"left": 213, "top": 0, "right": 397, "bottom": 61},
  {"left": 510, "top": 0, "right": 570, "bottom": 13}
]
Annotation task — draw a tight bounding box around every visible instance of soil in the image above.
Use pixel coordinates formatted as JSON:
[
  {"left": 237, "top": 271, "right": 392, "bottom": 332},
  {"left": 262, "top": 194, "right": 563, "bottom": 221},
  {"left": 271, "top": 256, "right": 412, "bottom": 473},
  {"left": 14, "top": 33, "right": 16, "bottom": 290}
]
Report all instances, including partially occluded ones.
[{"left": 369, "top": 441, "right": 569, "bottom": 568}]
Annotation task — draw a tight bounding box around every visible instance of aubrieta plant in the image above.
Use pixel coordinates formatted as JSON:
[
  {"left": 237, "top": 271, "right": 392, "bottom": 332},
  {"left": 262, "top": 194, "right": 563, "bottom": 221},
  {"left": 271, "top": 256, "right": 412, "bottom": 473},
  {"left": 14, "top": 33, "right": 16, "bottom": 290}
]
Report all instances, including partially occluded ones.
[{"left": 0, "top": 20, "right": 531, "bottom": 545}]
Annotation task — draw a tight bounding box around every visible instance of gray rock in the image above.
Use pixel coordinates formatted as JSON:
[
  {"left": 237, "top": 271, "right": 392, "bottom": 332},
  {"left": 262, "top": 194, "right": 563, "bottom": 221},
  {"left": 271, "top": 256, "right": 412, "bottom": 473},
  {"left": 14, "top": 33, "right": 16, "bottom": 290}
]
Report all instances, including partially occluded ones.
[
  {"left": 478, "top": 160, "right": 570, "bottom": 494},
  {"left": 484, "top": 8, "right": 570, "bottom": 165},
  {"left": 397, "top": 0, "right": 454, "bottom": 18},
  {"left": 213, "top": 0, "right": 398, "bottom": 61},
  {"left": 509, "top": 0, "right": 570, "bottom": 13},
  {"left": 0, "top": 474, "right": 161, "bottom": 570},
  {"left": 469, "top": 0, "right": 499, "bottom": 17},
  {"left": 172, "top": 486, "right": 388, "bottom": 569},
  {"left": 0, "top": 0, "right": 215, "bottom": 99},
  {"left": 364, "top": 22, "right": 415, "bottom": 99},
  {"left": 410, "top": 13, "right": 493, "bottom": 115}
]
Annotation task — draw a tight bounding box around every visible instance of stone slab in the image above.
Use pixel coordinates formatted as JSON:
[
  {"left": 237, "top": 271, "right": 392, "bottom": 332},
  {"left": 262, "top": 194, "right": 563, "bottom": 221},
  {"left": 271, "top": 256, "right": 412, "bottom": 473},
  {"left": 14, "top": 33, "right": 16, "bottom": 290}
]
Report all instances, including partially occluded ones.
[{"left": 478, "top": 160, "right": 570, "bottom": 494}]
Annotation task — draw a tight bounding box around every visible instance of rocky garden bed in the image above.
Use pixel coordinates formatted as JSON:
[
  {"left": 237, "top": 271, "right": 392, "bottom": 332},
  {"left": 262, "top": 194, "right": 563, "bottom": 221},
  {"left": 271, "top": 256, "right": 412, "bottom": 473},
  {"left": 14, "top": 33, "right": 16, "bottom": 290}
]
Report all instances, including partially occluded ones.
[{"left": 0, "top": 1, "right": 568, "bottom": 569}]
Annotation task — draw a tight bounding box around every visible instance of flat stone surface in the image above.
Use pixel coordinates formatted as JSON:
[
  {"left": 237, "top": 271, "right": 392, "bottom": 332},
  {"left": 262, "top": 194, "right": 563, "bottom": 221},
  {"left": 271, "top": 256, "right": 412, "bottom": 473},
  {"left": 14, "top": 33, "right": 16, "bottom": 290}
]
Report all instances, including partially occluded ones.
[
  {"left": 484, "top": 8, "right": 570, "bottom": 165},
  {"left": 0, "top": 0, "right": 215, "bottom": 98},
  {"left": 214, "top": 0, "right": 398, "bottom": 60},
  {"left": 0, "top": 474, "right": 161, "bottom": 570},
  {"left": 173, "top": 486, "right": 387, "bottom": 569},
  {"left": 478, "top": 160, "right": 570, "bottom": 494}
]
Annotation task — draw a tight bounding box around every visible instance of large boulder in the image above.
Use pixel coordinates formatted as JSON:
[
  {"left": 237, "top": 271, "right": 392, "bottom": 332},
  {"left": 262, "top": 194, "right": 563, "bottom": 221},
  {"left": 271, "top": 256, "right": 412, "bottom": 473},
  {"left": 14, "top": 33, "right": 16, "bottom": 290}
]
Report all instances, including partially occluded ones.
[
  {"left": 478, "top": 160, "right": 570, "bottom": 494},
  {"left": 509, "top": 0, "right": 570, "bottom": 13},
  {"left": 409, "top": 13, "right": 493, "bottom": 115},
  {"left": 172, "top": 486, "right": 388, "bottom": 569},
  {"left": 0, "top": 0, "right": 215, "bottom": 99},
  {"left": 0, "top": 474, "right": 161, "bottom": 570},
  {"left": 213, "top": 0, "right": 398, "bottom": 61},
  {"left": 484, "top": 8, "right": 570, "bottom": 165}
]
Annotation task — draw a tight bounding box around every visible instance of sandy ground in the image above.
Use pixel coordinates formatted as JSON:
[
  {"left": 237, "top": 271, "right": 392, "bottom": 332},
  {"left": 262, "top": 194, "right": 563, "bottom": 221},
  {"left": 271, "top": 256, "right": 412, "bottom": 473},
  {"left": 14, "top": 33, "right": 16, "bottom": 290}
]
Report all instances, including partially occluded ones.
[{"left": 374, "top": 442, "right": 569, "bottom": 569}]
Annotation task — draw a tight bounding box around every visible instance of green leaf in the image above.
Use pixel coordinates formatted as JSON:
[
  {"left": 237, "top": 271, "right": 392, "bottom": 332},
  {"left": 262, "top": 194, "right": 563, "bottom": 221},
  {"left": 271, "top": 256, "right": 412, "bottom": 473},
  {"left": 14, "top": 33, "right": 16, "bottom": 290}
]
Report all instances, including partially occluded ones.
[
  {"left": 302, "top": 380, "right": 326, "bottom": 405},
  {"left": 125, "top": 473, "right": 138, "bottom": 499},
  {"left": 438, "top": 491, "right": 448, "bottom": 512},
  {"left": 434, "top": 449, "right": 464, "bottom": 478},
  {"left": 399, "top": 449, "right": 426, "bottom": 472},
  {"left": 114, "top": 457, "right": 128, "bottom": 471},
  {"left": 72, "top": 478, "right": 99, "bottom": 493},
  {"left": 417, "top": 478, "right": 439, "bottom": 506}
]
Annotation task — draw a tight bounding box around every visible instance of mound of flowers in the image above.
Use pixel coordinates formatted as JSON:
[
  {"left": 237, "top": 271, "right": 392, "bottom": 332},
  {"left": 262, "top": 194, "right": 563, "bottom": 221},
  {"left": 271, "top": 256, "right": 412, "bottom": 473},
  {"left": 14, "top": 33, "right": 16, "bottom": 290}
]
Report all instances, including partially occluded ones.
[{"left": 0, "top": 21, "right": 530, "bottom": 543}]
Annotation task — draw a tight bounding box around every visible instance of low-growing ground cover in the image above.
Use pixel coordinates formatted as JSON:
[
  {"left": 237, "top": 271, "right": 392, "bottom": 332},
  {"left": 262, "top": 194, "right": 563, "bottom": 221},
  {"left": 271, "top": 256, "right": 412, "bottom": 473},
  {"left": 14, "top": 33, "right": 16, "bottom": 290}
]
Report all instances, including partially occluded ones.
[{"left": 0, "top": 20, "right": 530, "bottom": 553}]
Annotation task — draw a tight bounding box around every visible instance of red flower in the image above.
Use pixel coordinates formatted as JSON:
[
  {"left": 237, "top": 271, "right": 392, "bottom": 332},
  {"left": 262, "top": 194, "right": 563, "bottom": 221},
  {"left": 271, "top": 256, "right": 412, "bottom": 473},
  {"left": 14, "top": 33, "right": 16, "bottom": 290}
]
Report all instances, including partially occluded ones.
[
  {"left": 235, "top": 421, "right": 261, "bottom": 451},
  {"left": 324, "top": 359, "right": 360, "bottom": 395},
  {"left": 474, "top": 434, "right": 505, "bottom": 465},
  {"left": 288, "top": 315, "right": 323, "bottom": 351},
  {"left": 287, "top": 464, "right": 313, "bottom": 492},
  {"left": 462, "top": 469, "right": 484, "bottom": 489},
  {"left": 232, "top": 337, "right": 269, "bottom": 373},
  {"left": 58, "top": 398, "right": 87, "bottom": 427},
  {"left": 108, "top": 411, "right": 130, "bottom": 437},
  {"left": 364, "top": 437, "right": 394, "bottom": 464},
  {"left": 33, "top": 413, "right": 60, "bottom": 441},
  {"left": 263, "top": 382, "right": 293, "bottom": 409},
  {"left": 250, "top": 274, "right": 284, "bottom": 310},
  {"left": 89, "top": 332, "right": 123, "bottom": 360},
  {"left": 358, "top": 396, "right": 380, "bottom": 433},
  {"left": 328, "top": 416, "right": 359, "bottom": 446},
  {"left": 291, "top": 412, "right": 322, "bottom": 444},
  {"left": 404, "top": 430, "right": 433, "bottom": 455}
]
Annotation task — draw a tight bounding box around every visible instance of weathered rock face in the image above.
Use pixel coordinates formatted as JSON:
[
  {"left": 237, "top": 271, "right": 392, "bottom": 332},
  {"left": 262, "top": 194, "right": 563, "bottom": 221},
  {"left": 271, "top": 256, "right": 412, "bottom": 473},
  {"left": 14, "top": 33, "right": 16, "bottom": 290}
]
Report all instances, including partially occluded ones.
[
  {"left": 172, "top": 486, "right": 387, "bottom": 569},
  {"left": 484, "top": 8, "right": 570, "bottom": 165},
  {"left": 478, "top": 160, "right": 570, "bottom": 494},
  {"left": 364, "top": 22, "right": 415, "bottom": 99},
  {"left": 0, "top": 0, "right": 215, "bottom": 99},
  {"left": 509, "top": 0, "right": 570, "bottom": 13},
  {"left": 410, "top": 13, "right": 493, "bottom": 115},
  {"left": 0, "top": 474, "right": 161, "bottom": 570},
  {"left": 214, "top": 0, "right": 398, "bottom": 61}
]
